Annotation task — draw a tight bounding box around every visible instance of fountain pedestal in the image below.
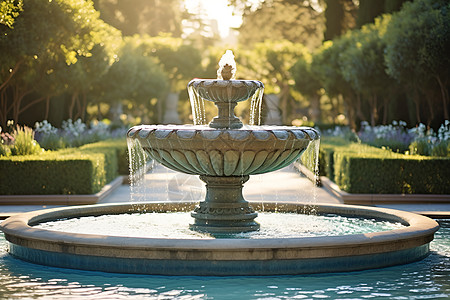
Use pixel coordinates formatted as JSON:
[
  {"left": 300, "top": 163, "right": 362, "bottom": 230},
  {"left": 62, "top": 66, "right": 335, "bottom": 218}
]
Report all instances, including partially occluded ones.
[
  {"left": 209, "top": 102, "right": 242, "bottom": 129},
  {"left": 190, "top": 175, "right": 260, "bottom": 233}
]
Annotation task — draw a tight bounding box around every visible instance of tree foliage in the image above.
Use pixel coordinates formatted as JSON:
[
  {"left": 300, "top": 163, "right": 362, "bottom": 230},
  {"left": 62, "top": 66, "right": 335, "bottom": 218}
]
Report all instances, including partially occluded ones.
[
  {"left": 131, "top": 35, "right": 202, "bottom": 91},
  {"left": 237, "top": 1, "right": 324, "bottom": 50},
  {"left": 323, "top": 0, "right": 357, "bottom": 41},
  {"left": 339, "top": 16, "right": 393, "bottom": 125},
  {"left": 0, "top": 0, "right": 121, "bottom": 127},
  {"left": 385, "top": 0, "right": 450, "bottom": 123},
  {"left": 295, "top": 0, "right": 449, "bottom": 128},
  {"left": 94, "top": 0, "right": 185, "bottom": 37},
  {"left": 356, "top": 0, "right": 385, "bottom": 28},
  {"left": 239, "top": 40, "right": 310, "bottom": 124},
  {"left": 0, "top": 0, "right": 23, "bottom": 28},
  {"left": 93, "top": 37, "right": 169, "bottom": 123}
]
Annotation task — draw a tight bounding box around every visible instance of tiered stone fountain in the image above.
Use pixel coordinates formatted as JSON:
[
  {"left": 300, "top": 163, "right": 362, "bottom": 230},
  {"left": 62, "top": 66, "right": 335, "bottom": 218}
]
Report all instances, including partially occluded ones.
[
  {"left": 0, "top": 51, "right": 439, "bottom": 276},
  {"left": 128, "top": 50, "right": 318, "bottom": 233}
]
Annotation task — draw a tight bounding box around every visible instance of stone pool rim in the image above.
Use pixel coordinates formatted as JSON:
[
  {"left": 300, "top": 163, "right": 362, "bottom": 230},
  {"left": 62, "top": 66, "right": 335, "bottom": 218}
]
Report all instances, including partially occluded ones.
[{"left": 0, "top": 202, "right": 440, "bottom": 276}]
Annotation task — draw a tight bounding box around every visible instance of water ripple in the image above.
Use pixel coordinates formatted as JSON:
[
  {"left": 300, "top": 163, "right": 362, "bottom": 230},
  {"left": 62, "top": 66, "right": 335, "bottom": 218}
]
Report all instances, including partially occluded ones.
[{"left": 0, "top": 220, "right": 449, "bottom": 299}]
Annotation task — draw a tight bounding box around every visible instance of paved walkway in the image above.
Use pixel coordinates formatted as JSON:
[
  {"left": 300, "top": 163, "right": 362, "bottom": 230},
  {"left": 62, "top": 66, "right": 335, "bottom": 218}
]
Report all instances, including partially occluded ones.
[
  {"left": 100, "top": 164, "right": 342, "bottom": 205},
  {"left": 1, "top": 164, "right": 449, "bottom": 218}
]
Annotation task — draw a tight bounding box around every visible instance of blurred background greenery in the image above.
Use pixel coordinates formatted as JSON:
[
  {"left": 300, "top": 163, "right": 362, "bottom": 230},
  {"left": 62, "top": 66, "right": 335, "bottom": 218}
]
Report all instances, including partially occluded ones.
[{"left": 0, "top": 0, "right": 448, "bottom": 131}]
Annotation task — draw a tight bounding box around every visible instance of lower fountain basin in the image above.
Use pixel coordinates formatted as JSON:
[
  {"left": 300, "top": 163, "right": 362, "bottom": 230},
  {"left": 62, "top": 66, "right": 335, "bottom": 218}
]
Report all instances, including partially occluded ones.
[{"left": 0, "top": 202, "right": 439, "bottom": 276}]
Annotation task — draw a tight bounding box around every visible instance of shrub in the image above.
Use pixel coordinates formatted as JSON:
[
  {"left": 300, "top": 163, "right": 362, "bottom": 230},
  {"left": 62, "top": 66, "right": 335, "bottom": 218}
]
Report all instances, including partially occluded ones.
[
  {"left": 34, "top": 120, "right": 65, "bottom": 150},
  {"left": 0, "top": 144, "right": 11, "bottom": 157},
  {"left": 10, "top": 125, "right": 43, "bottom": 156},
  {"left": 315, "top": 137, "right": 450, "bottom": 194},
  {"left": 334, "top": 153, "right": 450, "bottom": 194},
  {"left": 0, "top": 152, "right": 106, "bottom": 195},
  {"left": 0, "top": 138, "right": 128, "bottom": 195},
  {"left": 430, "top": 141, "right": 448, "bottom": 157},
  {"left": 35, "top": 119, "right": 128, "bottom": 150},
  {"left": 409, "top": 139, "right": 431, "bottom": 156}
]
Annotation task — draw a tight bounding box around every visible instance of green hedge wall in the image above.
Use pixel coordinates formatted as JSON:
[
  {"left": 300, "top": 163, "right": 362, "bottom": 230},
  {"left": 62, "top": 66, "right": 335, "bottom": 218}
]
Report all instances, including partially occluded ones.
[
  {"left": 334, "top": 153, "right": 450, "bottom": 194},
  {"left": 0, "top": 139, "right": 128, "bottom": 195},
  {"left": 301, "top": 137, "right": 450, "bottom": 194},
  {"left": 79, "top": 139, "right": 129, "bottom": 182}
]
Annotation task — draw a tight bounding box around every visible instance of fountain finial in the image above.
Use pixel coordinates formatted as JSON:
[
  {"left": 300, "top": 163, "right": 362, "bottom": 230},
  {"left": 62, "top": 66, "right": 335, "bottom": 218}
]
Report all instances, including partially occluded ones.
[{"left": 217, "top": 50, "right": 236, "bottom": 80}]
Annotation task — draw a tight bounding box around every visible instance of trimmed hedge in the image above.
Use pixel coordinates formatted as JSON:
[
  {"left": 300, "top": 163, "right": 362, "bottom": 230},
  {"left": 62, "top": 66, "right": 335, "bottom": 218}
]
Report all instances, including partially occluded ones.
[
  {"left": 79, "top": 139, "right": 129, "bottom": 183},
  {"left": 301, "top": 137, "right": 450, "bottom": 194},
  {"left": 334, "top": 152, "right": 450, "bottom": 194},
  {"left": 0, "top": 139, "right": 128, "bottom": 195}
]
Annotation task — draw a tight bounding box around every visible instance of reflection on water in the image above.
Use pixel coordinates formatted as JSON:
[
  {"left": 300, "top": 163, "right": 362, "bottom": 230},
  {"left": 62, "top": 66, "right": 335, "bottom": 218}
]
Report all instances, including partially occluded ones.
[{"left": 1, "top": 220, "right": 449, "bottom": 299}]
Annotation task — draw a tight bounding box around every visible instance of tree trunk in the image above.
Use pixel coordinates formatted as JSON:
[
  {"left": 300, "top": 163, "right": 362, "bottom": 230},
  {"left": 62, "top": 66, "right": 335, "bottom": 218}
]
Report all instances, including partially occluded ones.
[
  {"left": 44, "top": 96, "right": 50, "bottom": 120},
  {"left": 435, "top": 75, "right": 449, "bottom": 120},
  {"left": 425, "top": 91, "right": 435, "bottom": 125},
  {"left": 69, "top": 92, "right": 78, "bottom": 120},
  {"left": 382, "top": 97, "right": 388, "bottom": 125},
  {"left": 0, "top": 88, "right": 8, "bottom": 128},
  {"left": 369, "top": 94, "right": 378, "bottom": 126},
  {"left": 412, "top": 90, "right": 421, "bottom": 124},
  {"left": 0, "top": 59, "right": 23, "bottom": 92},
  {"left": 356, "top": 93, "right": 366, "bottom": 121}
]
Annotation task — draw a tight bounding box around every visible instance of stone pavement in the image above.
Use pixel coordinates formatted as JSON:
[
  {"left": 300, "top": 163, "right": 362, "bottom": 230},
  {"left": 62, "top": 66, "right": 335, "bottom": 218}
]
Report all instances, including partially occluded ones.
[
  {"left": 100, "top": 164, "right": 341, "bottom": 205},
  {"left": 1, "top": 164, "right": 449, "bottom": 219}
]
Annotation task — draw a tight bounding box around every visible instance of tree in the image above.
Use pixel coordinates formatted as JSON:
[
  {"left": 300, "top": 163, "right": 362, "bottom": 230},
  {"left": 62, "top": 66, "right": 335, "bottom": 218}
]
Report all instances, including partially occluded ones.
[
  {"left": 92, "top": 37, "right": 169, "bottom": 124},
  {"left": 339, "top": 16, "right": 393, "bottom": 125},
  {"left": 241, "top": 40, "right": 310, "bottom": 124},
  {"left": 237, "top": 1, "right": 324, "bottom": 50},
  {"left": 356, "top": 0, "right": 385, "bottom": 28},
  {"left": 133, "top": 35, "right": 202, "bottom": 91},
  {"left": 384, "top": 0, "right": 411, "bottom": 13},
  {"left": 123, "top": 35, "right": 202, "bottom": 122},
  {"left": 323, "top": 0, "right": 357, "bottom": 41},
  {"left": 0, "top": 0, "right": 23, "bottom": 28},
  {"left": 312, "top": 39, "right": 359, "bottom": 127},
  {"left": 0, "top": 0, "right": 119, "bottom": 127},
  {"left": 384, "top": 0, "right": 450, "bottom": 125},
  {"left": 291, "top": 50, "right": 322, "bottom": 123},
  {"left": 95, "top": 0, "right": 185, "bottom": 37}
]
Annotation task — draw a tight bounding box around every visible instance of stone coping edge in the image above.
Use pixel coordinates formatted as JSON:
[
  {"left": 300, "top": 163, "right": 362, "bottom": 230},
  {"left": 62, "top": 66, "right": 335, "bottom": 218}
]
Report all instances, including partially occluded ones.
[
  {"left": 0, "top": 202, "right": 439, "bottom": 275},
  {"left": 294, "top": 162, "right": 450, "bottom": 206},
  {"left": 0, "top": 176, "right": 125, "bottom": 206}
]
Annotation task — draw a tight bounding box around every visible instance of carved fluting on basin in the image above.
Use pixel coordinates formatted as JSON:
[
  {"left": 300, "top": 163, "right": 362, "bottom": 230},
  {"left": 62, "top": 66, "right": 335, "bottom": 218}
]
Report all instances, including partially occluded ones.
[{"left": 128, "top": 125, "right": 319, "bottom": 176}]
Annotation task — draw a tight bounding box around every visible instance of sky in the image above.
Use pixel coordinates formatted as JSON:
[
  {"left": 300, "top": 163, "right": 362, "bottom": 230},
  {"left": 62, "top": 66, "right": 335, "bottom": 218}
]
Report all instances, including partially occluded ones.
[{"left": 184, "top": 0, "right": 243, "bottom": 37}]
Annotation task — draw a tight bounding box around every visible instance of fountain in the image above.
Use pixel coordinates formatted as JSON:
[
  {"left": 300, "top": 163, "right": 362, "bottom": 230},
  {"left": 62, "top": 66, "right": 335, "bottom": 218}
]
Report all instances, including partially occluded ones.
[
  {"left": 0, "top": 51, "right": 439, "bottom": 276},
  {"left": 128, "top": 50, "right": 318, "bottom": 233}
]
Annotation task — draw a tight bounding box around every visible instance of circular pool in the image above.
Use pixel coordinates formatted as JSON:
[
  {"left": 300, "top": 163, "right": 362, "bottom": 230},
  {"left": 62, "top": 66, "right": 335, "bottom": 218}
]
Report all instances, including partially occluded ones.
[{"left": 0, "top": 202, "right": 439, "bottom": 276}]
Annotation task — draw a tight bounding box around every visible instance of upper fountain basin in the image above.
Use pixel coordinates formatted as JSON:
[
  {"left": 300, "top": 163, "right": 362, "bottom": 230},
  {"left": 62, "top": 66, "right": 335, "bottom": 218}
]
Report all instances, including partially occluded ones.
[
  {"left": 128, "top": 125, "right": 319, "bottom": 176},
  {"left": 188, "top": 79, "right": 264, "bottom": 103}
]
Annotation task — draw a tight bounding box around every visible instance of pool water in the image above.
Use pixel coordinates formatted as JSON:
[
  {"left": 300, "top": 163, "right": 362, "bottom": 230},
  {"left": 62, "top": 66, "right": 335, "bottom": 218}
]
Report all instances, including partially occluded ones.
[
  {"left": 34, "top": 212, "right": 406, "bottom": 239},
  {"left": 1, "top": 220, "right": 449, "bottom": 299}
]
